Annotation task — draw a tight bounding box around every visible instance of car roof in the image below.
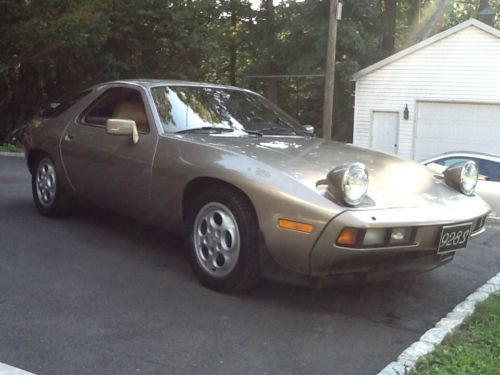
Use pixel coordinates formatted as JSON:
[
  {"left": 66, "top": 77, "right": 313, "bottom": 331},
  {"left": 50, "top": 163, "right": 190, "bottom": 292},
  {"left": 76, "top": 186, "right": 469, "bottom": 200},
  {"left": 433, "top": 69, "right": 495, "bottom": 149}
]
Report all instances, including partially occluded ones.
[
  {"left": 99, "top": 79, "right": 248, "bottom": 92},
  {"left": 421, "top": 151, "right": 500, "bottom": 164}
]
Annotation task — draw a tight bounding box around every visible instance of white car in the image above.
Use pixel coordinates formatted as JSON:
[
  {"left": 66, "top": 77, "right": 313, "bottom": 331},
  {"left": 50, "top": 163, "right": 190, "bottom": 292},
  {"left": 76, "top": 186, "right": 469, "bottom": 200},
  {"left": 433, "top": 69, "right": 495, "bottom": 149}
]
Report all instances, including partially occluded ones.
[{"left": 422, "top": 152, "right": 500, "bottom": 218}]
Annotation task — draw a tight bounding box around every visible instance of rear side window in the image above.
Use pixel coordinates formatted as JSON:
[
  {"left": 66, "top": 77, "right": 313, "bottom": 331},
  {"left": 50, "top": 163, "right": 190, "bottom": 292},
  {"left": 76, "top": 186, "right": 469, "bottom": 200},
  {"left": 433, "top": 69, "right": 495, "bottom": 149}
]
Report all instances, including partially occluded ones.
[
  {"left": 41, "top": 89, "right": 93, "bottom": 117},
  {"left": 81, "top": 87, "right": 150, "bottom": 133}
]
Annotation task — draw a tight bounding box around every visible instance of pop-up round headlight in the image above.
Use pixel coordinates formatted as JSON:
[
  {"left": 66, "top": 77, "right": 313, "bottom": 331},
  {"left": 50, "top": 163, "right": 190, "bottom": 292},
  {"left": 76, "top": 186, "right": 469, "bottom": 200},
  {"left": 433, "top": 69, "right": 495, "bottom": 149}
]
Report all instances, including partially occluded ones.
[
  {"left": 443, "top": 160, "right": 478, "bottom": 196},
  {"left": 327, "top": 163, "right": 369, "bottom": 206},
  {"left": 460, "top": 161, "right": 478, "bottom": 195}
]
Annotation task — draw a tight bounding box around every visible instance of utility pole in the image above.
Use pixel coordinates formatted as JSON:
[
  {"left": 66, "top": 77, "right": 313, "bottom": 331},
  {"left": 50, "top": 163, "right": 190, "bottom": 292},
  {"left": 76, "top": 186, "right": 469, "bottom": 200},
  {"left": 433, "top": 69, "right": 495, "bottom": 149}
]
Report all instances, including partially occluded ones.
[{"left": 322, "top": 0, "right": 341, "bottom": 140}]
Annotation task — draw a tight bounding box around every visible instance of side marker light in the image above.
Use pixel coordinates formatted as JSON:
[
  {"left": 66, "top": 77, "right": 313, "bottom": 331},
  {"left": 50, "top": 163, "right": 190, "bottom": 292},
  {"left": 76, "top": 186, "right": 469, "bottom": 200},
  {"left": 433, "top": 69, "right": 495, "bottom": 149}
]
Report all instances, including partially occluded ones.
[{"left": 278, "top": 219, "right": 315, "bottom": 234}]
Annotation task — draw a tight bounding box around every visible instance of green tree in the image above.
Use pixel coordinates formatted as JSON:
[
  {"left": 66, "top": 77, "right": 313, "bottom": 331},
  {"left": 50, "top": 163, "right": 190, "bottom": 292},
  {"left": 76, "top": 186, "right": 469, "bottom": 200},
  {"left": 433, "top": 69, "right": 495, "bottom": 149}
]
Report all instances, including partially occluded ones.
[
  {"left": 0, "top": 0, "right": 110, "bottom": 142},
  {"left": 0, "top": 0, "right": 221, "bottom": 143},
  {"left": 203, "top": 0, "right": 254, "bottom": 86}
]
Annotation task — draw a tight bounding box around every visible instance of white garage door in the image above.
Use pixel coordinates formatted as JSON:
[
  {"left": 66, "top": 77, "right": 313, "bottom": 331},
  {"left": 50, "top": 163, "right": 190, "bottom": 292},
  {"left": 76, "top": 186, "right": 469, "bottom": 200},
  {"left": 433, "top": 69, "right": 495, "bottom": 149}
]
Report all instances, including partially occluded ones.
[{"left": 415, "top": 102, "right": 500, "bottom": 161}]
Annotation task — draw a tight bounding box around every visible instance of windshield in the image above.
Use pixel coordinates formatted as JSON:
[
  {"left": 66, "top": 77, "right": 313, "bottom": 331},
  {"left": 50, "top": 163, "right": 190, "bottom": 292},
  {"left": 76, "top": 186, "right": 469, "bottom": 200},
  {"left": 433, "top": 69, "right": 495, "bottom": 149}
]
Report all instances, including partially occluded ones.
[{"left": 151, "top": 85, "right": 304, "bottom": 135}]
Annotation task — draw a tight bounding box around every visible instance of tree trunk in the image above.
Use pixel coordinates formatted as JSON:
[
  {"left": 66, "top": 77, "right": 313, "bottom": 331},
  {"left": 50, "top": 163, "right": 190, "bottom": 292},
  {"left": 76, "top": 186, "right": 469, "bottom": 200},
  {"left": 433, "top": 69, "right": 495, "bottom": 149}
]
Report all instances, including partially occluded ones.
[
  {"left": 415, "top": 0, "right": 421, "bottom": 24},
  {"left": 228, "top": 0, "right": 237, "bottom": 86},
  {"left": 477, "top": 0, "right": 495, "bottom": 26},
  {"left": 267, "top": 78, "right": 278, "bottom": 104},
  {"left": 479, "top": 0, "right": 490, "bottom": 10},
  {"left": 381, "top": 0, "right": 397, "bottom": 52},
  {"left": 264, "top": 0, "right": 278, "bottom": 103}
]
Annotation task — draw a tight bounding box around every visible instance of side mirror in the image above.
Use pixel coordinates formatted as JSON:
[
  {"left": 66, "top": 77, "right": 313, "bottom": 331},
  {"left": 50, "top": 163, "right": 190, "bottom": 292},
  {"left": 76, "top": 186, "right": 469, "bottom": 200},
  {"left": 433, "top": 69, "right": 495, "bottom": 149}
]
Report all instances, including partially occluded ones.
[
  {"left": 106, "top": 119, "right": 139, "bottom": 144},
  {"left": 302, "top": 125, "right": 315, "bottom": 135}
]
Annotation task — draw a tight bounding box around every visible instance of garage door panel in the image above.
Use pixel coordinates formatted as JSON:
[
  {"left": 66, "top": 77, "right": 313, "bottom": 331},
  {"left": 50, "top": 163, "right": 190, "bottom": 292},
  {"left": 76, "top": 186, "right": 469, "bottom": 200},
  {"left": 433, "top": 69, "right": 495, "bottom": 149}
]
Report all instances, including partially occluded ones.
[{"left": 415, "top": 102, "right": 500, "bottom": 160}]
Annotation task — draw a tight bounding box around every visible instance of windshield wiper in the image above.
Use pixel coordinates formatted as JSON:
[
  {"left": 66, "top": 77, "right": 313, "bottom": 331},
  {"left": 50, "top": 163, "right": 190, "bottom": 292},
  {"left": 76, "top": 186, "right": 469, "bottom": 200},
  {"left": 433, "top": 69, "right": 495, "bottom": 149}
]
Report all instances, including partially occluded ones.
[
  {"left": 276, "top": 117, "right": 302, "bottom": 134},
  {"left": 275, "top": 119, "right": 312, "bottom": 136},
  {"left": 176, "top": 127, "right": 235, "bottom": 134},
  {"left": 257, "top": 117, "right": 305, "bottom": 135},
  {"left": 224, "top": 119, "right": 262, "bottom": 137},
  {"left": 241, "top": 129, "right": 263, "bottom": 137}
]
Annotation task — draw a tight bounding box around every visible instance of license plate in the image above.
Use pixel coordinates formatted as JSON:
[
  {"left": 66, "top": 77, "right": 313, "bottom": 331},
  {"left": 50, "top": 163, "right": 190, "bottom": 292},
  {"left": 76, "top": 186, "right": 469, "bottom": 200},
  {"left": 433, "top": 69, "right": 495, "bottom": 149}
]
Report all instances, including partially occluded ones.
[{"left": 437, "top": 223, "right": 472, "bottom": 254}]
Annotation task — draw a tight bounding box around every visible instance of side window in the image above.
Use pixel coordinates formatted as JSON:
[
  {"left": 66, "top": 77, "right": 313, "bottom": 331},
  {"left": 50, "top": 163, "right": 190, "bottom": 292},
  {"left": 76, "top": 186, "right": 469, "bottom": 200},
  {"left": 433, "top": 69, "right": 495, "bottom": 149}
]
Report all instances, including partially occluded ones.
[
  {"left": 81, "top": 87, "right": 150, "bottom": 133},
  {"left": 477, "top": 160, "right": 500, "bottom": 182}
]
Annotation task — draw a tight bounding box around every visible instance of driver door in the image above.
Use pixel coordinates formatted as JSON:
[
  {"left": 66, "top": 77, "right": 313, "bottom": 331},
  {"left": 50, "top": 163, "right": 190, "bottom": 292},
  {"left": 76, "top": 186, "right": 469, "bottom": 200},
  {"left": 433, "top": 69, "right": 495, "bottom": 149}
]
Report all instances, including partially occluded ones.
[{"left": 60, "top": 85, "right": 158, "bottom": 216}]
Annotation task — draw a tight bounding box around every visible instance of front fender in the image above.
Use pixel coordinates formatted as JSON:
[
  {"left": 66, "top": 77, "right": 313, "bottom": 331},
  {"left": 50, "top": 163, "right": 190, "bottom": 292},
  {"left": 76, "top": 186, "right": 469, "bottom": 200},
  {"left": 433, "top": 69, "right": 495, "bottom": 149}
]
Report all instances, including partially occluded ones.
[{"left": 151, "top": 135, "right": 344, "bottom": 274}]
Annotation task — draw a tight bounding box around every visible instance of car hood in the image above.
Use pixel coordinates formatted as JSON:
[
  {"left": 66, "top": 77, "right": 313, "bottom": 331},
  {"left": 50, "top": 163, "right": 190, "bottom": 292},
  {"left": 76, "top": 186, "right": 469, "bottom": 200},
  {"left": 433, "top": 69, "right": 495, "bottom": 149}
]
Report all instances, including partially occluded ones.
[{"left": 177, "top": 135, "right": 477, "bottom": 210}]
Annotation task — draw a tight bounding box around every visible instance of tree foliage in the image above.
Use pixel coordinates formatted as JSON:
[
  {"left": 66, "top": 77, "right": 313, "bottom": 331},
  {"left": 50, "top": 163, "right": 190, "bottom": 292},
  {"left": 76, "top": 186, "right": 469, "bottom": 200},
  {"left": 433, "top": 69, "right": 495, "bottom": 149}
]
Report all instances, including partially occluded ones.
[{"left": 1, "top": 0, "right": 499, "bottom": 144}]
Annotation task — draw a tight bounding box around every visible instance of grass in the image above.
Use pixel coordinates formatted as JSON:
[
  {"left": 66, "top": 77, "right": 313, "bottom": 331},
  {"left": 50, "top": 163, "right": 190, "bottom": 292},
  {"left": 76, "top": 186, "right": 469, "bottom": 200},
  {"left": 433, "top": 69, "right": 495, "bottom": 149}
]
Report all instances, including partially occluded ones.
[
  {"left": 412, "top": 293, "right": 500, "bottom": 375},
  {"left": 0, "top": 143, "right": 23, "bottom": 153}
]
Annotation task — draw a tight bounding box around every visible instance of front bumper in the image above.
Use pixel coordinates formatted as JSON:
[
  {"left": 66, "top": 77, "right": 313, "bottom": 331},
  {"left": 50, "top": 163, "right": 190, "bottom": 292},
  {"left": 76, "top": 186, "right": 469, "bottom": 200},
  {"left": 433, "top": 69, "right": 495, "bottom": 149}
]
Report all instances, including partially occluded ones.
[
  {"left": 261, "top": 250, "right": 455, "bottom": 288},
  {"left": 309, "top": 204, "right": 490, "bottom": 277}
]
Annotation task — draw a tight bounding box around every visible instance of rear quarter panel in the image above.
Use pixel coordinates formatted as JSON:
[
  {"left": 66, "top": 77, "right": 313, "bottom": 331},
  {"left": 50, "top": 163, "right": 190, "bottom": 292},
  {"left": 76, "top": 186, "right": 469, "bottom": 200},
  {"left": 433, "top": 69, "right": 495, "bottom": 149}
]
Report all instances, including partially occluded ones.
[
  {"left": 24, "top": 114, "right": 72, "bottom": 191},
  {"left": 24, "top": 86, "right": 105, "bottom": 193}
]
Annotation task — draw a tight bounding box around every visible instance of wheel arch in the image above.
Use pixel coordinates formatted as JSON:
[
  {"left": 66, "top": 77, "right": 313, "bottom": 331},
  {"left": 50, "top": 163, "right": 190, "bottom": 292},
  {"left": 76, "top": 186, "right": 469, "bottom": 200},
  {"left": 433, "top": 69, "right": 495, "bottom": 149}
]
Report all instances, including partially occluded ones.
[
  {"left": 182, "top": 177, "right": 259, "bottom": 229},
  {"left": 27, "top": 149, "right": 49, "bottom": 174}
]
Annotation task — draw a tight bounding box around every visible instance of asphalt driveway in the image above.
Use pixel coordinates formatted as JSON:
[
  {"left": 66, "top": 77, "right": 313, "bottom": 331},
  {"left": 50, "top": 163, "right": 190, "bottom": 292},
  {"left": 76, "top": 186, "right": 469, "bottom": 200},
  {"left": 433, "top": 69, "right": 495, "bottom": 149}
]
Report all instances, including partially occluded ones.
[{"left": 1, "top": 155, "right": 499, "bottom": 375}]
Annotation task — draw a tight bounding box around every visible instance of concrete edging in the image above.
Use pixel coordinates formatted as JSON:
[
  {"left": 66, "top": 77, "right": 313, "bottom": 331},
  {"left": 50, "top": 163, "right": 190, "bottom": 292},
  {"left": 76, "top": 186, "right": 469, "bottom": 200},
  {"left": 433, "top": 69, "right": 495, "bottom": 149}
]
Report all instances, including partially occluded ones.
[
  {"left": 377, "top": 271, "right": 500, "bottom": 374},
  {"left": 0, "top": 362, "right": 37, "bottom": 375},
  {"left": 0, "top": 152, "right": 23, "bottom": 158}
]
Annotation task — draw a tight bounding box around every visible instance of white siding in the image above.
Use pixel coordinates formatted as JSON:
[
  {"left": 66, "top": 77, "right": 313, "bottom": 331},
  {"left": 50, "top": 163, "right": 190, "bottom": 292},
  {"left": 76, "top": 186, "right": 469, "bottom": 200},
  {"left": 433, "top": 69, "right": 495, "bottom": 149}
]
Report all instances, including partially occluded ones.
[{"left": 353, "top": 25, "right": 500, "bottom": 159}]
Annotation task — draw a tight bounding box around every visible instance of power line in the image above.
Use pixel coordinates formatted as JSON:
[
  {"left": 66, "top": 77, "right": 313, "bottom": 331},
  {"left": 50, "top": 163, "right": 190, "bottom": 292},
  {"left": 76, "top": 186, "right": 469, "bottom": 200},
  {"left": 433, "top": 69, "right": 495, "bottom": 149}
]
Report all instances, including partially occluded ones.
[{"left": 245, "top": 74, "right": 325, "bottom": 79}]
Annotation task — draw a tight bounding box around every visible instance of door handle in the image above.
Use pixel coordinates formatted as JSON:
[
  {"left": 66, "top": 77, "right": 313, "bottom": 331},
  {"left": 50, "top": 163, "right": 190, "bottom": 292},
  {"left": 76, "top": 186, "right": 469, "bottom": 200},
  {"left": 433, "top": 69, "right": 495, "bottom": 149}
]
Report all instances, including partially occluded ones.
[{"left": 64, "top": 134, "right": 74, "bottom": 142}]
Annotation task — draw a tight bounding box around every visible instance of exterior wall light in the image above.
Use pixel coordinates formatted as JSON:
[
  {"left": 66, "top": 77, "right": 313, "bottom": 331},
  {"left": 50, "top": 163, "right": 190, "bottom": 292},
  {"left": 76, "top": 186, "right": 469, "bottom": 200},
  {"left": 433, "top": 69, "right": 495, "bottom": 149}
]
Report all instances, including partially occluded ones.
[{"left": 403, "top": 104, "right": 409, "bottom": 120}]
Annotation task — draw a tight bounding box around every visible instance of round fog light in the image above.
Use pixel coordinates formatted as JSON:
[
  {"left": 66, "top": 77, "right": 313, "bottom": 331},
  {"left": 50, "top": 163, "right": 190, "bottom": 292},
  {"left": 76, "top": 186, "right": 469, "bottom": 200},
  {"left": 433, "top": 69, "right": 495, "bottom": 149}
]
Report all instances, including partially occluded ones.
[{"left": 389, "top": 227, "right": 411, "bottom": 245}]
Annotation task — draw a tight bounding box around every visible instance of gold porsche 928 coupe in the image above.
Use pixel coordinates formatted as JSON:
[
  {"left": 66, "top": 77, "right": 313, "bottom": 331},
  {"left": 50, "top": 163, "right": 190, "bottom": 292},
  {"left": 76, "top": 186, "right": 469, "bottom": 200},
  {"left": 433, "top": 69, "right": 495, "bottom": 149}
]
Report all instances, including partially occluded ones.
[{"left": 23, "top": 80, "right": 491, "bottom": 292}]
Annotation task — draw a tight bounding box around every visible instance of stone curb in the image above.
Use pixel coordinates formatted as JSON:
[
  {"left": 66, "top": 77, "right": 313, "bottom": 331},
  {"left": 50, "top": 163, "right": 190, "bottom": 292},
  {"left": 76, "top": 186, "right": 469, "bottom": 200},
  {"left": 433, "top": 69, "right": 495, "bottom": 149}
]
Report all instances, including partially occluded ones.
[
  {"left": 377, "top": 272, "right": 500, "bottom": 375},
  {"left": 0, "top": 151, "right": 23, "bottom": 158}
]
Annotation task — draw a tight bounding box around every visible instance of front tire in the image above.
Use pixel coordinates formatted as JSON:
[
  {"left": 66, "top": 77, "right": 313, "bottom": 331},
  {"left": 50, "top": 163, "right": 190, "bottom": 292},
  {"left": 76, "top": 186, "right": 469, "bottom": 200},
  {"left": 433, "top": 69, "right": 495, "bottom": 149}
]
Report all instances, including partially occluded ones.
[
  {"left": 32, "top": 155, "right": 72, "bottom": 218},
  {"left": 187, "top": 189, "right": 260, "bottom": 292}
]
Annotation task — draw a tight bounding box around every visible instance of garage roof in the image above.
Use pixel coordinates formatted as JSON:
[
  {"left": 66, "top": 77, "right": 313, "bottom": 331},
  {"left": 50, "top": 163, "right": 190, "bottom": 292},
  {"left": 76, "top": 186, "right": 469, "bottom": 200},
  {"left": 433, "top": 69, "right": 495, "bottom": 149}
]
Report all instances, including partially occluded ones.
[{"left": 353, "top": 18, "right": 500, "bottom": 81}]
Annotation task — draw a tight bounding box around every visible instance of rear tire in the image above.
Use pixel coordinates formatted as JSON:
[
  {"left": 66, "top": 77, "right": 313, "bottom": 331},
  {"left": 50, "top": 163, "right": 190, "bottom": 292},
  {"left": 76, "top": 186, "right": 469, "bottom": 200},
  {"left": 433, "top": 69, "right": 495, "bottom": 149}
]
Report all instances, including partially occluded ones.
[
  {"left": 187, "top": 188, "right": 260, "bottom": 292},
  {"left": 32, "top": 154, "right": 72, "bottom": 218}
]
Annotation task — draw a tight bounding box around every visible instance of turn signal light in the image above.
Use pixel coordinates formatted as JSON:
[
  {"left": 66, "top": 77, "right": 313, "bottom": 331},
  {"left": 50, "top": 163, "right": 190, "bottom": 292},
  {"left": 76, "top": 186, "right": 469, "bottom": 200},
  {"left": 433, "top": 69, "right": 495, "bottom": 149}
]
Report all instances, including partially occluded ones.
[
  {"left": 278, "top": 219, "right": 315, "bottom": 233},
  {"left": 336, "top": 227, "right": 359, "bottom": 246}
]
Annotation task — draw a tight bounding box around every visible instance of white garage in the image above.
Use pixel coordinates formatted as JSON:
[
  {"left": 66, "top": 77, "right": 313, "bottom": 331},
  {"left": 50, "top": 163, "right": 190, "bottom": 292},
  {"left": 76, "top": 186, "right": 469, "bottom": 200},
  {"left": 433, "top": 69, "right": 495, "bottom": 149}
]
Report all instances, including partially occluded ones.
[{"left": 352, "top": 19, "right": 500, "bottom": 160}]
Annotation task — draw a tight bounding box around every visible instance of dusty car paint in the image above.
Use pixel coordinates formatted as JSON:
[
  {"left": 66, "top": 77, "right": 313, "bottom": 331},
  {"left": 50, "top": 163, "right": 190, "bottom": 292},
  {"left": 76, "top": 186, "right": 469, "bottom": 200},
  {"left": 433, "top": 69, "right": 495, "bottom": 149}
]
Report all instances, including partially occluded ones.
[{"left": 24, "top": 80, "right": 491, "bottom": 285}]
